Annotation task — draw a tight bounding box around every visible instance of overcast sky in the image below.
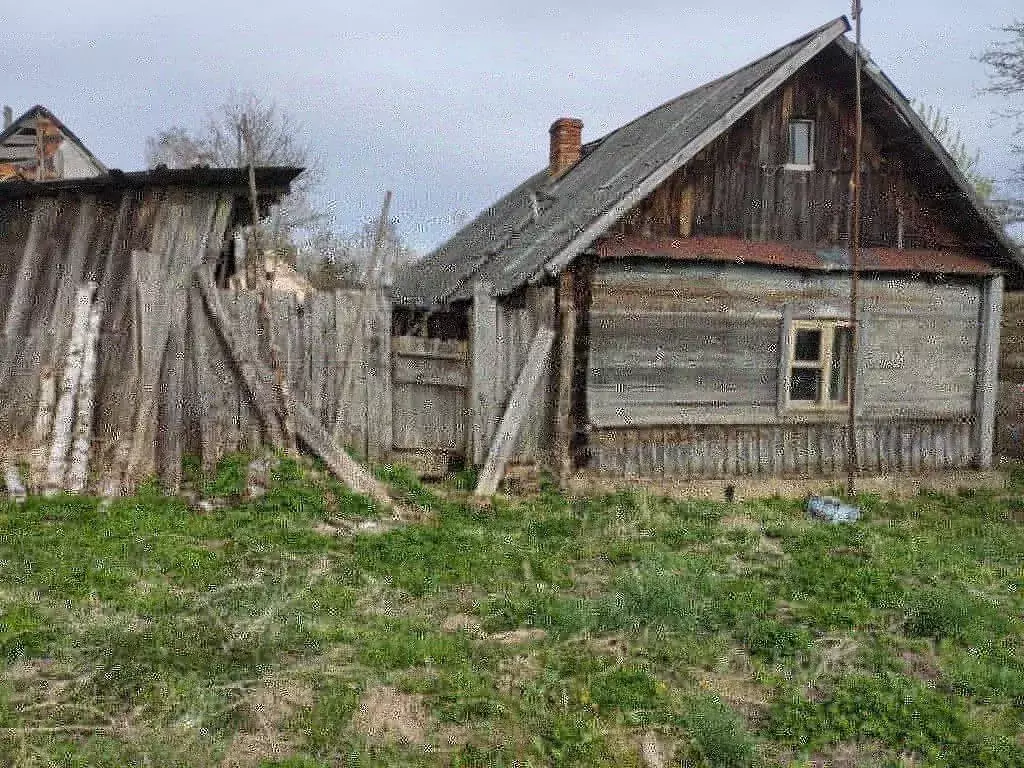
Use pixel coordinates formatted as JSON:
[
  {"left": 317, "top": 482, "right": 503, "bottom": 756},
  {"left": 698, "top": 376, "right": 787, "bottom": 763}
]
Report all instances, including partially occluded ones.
[{"left": 4, "top": 1, "right": 1021, "bottom": 251}]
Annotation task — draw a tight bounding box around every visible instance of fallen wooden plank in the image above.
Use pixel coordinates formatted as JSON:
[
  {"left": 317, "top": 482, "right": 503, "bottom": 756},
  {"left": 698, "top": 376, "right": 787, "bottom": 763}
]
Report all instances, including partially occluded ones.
[
  {"left": 194, "top": 267, "right": 285, "bottom": 446},
  {"left": 476, "top": 327, "right": 556, "bottom": 497},
  {"left": 291, "top": 398, "right": 397, "bottom": 512}
]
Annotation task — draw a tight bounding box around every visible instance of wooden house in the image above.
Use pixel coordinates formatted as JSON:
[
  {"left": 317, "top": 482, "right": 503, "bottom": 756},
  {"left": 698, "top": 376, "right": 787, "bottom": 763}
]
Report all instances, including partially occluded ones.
[
  {"left": 393, "top": 16, "right": 1023, "bottom": 491},
  {"left": 0, "top": 105, "right": 106, "bottom": 182}
]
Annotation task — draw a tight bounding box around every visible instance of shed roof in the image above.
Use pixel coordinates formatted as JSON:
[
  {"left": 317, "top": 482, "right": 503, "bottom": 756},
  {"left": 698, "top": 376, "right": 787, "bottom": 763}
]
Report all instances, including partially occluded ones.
[
  {"left": 395, "top": 17, "right": 1020, "bottom": 307},
  {"left": 0, "top": 165, "right": 303, "bottom": 201}
]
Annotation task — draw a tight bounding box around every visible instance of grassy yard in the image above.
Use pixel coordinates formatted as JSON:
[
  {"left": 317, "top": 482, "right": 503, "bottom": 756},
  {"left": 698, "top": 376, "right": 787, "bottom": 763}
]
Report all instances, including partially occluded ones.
[{"left": 1, "top": 457, "right": 1024, "bottom": 767}]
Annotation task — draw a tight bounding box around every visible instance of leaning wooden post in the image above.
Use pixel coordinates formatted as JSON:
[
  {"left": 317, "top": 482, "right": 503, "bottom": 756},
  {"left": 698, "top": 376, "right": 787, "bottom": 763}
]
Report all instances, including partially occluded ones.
[
  {"left": 471, "top": 281, "right": 499, "bottom": 466},
  {"left": 363, "top": 287, "right": 393, "bottom": 462},
  {"left": 554, "top": 269, "right": 577, "bottom": 487},
  {"left": 476, "top": 328, "right": 556, "bottom": 496},
  {"left": 975, "top": 273, "right": 1004, "bottom": 469}
]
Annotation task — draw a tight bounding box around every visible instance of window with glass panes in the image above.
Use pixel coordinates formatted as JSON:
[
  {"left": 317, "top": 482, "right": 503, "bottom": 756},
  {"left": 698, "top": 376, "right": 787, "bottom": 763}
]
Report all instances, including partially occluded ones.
[
  {"left": 787, "top": 320, "right": 852, "bottom": 407},
  {"left": 786, "top": 119, "right": 814, "bottom": 169}
]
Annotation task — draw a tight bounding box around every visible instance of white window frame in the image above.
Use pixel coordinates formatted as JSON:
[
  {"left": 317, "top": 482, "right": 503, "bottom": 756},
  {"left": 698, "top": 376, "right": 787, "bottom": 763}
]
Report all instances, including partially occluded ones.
[
  {"left": 784, "top": 118, "right": 815, "bottom": 171},
  {"left": 784, "top": 319, "right": 852, "bottom": 410}
]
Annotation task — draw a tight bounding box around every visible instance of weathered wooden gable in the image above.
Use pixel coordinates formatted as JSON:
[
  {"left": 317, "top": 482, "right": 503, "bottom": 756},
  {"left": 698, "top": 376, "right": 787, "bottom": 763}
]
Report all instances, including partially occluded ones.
[{"left": 613, "top": 52, "right": 967, "bottom": 251}]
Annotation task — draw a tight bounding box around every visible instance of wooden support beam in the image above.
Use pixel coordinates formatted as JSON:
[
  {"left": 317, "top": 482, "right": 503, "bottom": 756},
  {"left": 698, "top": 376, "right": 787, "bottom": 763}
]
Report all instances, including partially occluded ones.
[
  {"left": 555, "top": 270, "right": 577, "bottom": 486},
  {"left": 333, "top": 191, "right": 392, "bottom": 446},
  {"left": 974, "top": 273, "right": 1003, "bottom": 469},
  {"left": 194, "top": 267, "right": 285, "bottom": 445},
  {"left": 476, "top": 327, "right": 556, "bottom": 497},
  {"left": 471, "top": 281, "right": 499, "bottom": 466}
]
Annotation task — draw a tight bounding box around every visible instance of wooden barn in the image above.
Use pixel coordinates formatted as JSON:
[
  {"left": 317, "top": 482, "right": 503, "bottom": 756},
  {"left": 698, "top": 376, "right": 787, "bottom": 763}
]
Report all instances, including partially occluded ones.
[
  {"left": 0, "top": 166, "right": 302, "bottom": 494},
  {"left": 393, "top": 16, "right": 1023, "bottom": 493}
]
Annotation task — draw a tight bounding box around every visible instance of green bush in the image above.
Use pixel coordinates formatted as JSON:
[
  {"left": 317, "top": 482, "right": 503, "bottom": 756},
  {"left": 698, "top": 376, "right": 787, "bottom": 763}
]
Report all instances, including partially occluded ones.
[
  {"left": 530, "top": 712, "right": 610, "bottom": 767},
  {"left": 588, "top": 665, "right": 664, "bottom": 714},
  {"left": 767, "top": 671, "right": 1024, "bottom": 766}
]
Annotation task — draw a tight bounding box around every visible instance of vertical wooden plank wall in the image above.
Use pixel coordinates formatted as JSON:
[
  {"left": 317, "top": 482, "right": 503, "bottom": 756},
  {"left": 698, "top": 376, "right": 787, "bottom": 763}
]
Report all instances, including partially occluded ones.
[{"left": 471, "top": 282, "right": 499, "bottom": 465}]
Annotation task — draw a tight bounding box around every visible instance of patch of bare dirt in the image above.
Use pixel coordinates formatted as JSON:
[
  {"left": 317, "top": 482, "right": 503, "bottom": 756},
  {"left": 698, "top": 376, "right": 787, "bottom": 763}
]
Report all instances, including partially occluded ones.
[
  {"left": 351, "top": 685, "right": 430, "bottom": 746},
  {"left": 220, "top": 732, "right": 294, "bottom": 768},
  {"left": 805, "top": 741, "right": 889, "bottom": 768},
  {"left": 900, "top": 649, "right": 943, "bottom": 683},
  {"left": 220, "top": 679, "right": 313, "bottom": 768},
  {"left": 496, "top": 653, "right": 542, "bottom": 695},
  {"left": 488, "top": 628, "right": 548, "bottom": 645},
  {"left": 721, "top": 514, "right": 762, "bottom": 531},
  {"left": 441, "top": 614, "right": 484, "bottom": 635},
  {"left": 588, "top": 634, "right": 632, "bottom": 662},
  {"left": 639, "top": 731, "right": 672, "bottom": 768}
]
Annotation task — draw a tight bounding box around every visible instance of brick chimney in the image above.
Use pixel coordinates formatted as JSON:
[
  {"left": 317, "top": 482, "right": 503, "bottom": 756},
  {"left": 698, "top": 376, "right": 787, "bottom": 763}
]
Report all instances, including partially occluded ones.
[{"left": 549, "top": 117, "right": 583, "bottom": 178}]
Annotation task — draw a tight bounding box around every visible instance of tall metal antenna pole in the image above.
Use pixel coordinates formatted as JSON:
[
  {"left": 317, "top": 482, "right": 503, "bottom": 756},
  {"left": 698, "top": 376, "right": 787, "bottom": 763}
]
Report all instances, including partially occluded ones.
[{"left": 847, "top": 1, "right": 864, "bottom": 497}]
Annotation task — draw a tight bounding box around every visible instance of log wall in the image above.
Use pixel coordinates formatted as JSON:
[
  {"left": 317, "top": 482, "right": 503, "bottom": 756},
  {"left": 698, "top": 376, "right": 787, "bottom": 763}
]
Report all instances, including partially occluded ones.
[{"left": 586, "top": 260, "right": 988, "bottom": 477}]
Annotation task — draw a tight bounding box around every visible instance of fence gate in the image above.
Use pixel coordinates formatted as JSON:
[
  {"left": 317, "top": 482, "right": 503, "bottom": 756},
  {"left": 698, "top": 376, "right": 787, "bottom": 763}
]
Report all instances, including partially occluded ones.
[{"left": 390, "top": 336, "right": 469, "bottom": 470}]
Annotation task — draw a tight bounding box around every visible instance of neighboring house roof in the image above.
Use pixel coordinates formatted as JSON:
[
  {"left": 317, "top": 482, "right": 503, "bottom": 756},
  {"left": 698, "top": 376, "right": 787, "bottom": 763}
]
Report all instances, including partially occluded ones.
[
  {"left": 0, "top": 104, "right": 106, "bottom": 180},
  {"left": 395, "top": 16, "right": 1020, "bottom": 308}
]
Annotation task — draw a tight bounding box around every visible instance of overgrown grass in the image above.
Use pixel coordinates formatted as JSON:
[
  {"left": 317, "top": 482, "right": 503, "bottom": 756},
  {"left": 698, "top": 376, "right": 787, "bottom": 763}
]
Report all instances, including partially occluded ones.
[{"left": 1, "top": 455, "right": 1023, "bottom": 766}]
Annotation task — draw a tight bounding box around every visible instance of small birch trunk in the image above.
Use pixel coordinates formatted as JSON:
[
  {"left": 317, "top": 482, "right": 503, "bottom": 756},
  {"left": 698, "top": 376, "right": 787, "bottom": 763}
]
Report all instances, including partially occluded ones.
[
  {"left": 45, "top": 283, "right": 96, "bottom": 494},
  {"left": 66, "top": 301, "right": 103, "bottom": 493}
]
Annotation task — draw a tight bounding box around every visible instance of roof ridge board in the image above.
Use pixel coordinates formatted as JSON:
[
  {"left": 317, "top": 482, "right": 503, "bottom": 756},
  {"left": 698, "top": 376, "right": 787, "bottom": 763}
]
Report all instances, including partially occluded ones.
[{"left": 577, "top": 16, "right": 850, "bottom": 153}]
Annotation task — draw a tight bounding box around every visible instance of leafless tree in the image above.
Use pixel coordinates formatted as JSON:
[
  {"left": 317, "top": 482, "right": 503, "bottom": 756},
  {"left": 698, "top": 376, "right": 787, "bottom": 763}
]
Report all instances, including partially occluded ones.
[
  {"left": 146, "top": 90, "right": 324, "bottom": 237},
  {"left": 978, "top": 21, "right": 1024, "bottom": 237},
  {"left": 147, "top": 90, "right": 419, "bottom": 281},
  {"left": 913, "top": 100, "right": 995, "bottom": 202}
]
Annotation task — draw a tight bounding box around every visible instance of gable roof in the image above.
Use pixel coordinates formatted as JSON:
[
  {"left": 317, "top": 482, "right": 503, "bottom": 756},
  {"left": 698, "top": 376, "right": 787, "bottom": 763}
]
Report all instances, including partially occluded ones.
[
  {"left": 0, "top": 105, "right": 106, "bottom": 180},
  {"left": 395, "top": 17, "right": 1021, "bottom": 307}
]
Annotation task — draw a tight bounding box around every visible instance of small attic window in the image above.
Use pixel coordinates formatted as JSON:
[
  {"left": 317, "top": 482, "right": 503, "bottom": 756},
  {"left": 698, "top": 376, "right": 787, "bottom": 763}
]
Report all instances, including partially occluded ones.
[{"left": 786, "top": 119, "right": 814, "bottom": 170}]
